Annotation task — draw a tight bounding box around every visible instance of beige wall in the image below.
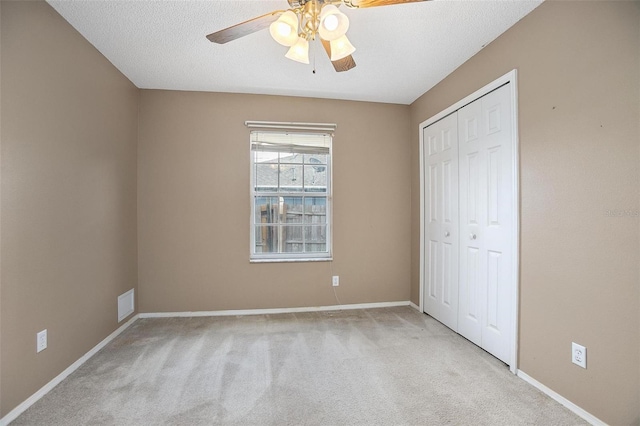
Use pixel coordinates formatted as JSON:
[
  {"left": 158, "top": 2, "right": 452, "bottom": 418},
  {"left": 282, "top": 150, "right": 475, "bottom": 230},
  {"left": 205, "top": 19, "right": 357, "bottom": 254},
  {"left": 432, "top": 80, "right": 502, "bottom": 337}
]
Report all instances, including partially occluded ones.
[
  {"left": 409, "top": 1, "right": 640, "bottom": 424},
  {"left": 0, "top": 1, "right": 138, "bottom": 416},
  {"left": 138, "top": 90, "right": 411, "bottom": 313},
  {"left": 2, "top": 0, "right": 638, "bottom": 423}
]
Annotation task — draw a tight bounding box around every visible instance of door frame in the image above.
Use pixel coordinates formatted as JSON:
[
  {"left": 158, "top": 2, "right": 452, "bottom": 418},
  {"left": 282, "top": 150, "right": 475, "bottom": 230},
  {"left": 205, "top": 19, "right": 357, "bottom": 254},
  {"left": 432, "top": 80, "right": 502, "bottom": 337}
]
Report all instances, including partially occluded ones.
[{"left": 419, "top": 69, "right": 520, "bottom": 374}]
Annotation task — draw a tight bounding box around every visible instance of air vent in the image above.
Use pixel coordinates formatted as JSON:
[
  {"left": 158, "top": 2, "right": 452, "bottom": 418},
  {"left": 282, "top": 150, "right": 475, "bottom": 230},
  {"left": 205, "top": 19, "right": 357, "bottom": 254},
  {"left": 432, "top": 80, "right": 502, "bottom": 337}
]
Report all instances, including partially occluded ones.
[{"left": 117, "top": 289, "right": 135, "bottom": 322}]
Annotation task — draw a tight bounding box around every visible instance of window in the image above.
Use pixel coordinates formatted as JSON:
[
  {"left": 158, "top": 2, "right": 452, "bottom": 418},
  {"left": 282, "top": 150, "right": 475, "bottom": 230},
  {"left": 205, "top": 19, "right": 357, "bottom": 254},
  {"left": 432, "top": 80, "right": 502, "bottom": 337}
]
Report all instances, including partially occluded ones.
[{"left": 250, "top": 129, "right": 332, "bottom": 261}]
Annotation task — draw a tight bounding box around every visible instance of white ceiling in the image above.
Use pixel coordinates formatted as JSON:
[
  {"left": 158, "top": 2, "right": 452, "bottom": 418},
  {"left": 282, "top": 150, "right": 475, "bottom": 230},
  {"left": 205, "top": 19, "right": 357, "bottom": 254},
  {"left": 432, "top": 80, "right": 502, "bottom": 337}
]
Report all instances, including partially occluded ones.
[{"left": 47, "top": 0, "right": 542, "bottom": 105}]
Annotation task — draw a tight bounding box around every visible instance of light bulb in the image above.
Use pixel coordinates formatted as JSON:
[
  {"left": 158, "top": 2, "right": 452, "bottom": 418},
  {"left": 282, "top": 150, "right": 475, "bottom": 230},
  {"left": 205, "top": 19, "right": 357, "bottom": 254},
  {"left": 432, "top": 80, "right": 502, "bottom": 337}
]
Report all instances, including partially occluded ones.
[
  {"left": 269, "top": 11, "right": 299, "bottom": 47},
  {"left": 276, "top": 22, "right": 292, "bottom": 37},
  {"left": 323, "top": 15, "right": 339, "bottom": 32},
  {"left": 318, "top": 5, "right": 349, "bottom": 41}
]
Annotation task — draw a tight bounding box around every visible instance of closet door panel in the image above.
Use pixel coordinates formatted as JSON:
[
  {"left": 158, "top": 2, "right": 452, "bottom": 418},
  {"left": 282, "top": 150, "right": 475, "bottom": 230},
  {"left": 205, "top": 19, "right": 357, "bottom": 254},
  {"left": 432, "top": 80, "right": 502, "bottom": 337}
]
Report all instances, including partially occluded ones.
[
  {"left": 422, "top": 113, "right": 459, "bottom": 331},
  {"left": 457, "top": 99, "right": 484, "bottom": 345},
  {"left": 478, "top": 84, "right": 513, "bottom": 364}
]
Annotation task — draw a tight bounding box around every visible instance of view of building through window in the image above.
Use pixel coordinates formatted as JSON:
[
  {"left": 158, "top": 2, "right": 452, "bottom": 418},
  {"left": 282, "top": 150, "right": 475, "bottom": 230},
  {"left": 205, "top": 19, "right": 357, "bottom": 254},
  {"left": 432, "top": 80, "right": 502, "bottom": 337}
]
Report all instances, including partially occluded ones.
[{"left": 250, "top": 132, "right": 331, "bottom": 260}]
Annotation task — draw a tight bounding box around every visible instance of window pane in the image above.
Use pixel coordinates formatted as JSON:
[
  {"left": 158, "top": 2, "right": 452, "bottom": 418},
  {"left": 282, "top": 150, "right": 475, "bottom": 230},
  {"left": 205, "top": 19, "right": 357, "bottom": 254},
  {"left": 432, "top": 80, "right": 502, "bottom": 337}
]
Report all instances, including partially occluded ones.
[
  {"left": 282, "top": 225, "right": 304, "bottom": 253},
  {"left": 279, "top": 164, "right": 303, "bottom": 192},
  {"left": 305, "top": 225, "right": 327, "bottom": 252},
  {"left": 254, "top": 197, "right": 280, "bottom": 224},
  {"left": 304, "top": 154, "right": 328, "bottom": 165},
  {"left": 255, "top": 151, "right": 278, "bottom": 164},
  {"left": 304, "top": 164, "right": 327, "bottom": 193},
  {"left": 282, "top": 197, "right": 303, "bottom": 224},
  {"left": 304, "top": 198, "right": 326, "bottom": 224},
  {"left": 280, "top": 152, "right": 303, "bottom": 164},
  {"left": 255, "top": 226, "right": 279, "bottom": 253},
  {"left": 255, "top": 164, "right": 278, "bottom": 192}
]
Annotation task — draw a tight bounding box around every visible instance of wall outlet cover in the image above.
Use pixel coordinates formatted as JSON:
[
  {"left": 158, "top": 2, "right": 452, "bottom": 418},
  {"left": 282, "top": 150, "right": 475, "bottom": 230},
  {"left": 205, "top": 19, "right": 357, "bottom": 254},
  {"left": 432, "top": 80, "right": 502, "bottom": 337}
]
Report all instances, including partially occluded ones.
[
  {"left": 37, "top": 329, "right": 48, "bottom": 353},
  {"left": 332, "top": 276, "right": 339, "bottom": 286},
  {"left": 571, "top": 342, "right": 586, "bottom": 368}
]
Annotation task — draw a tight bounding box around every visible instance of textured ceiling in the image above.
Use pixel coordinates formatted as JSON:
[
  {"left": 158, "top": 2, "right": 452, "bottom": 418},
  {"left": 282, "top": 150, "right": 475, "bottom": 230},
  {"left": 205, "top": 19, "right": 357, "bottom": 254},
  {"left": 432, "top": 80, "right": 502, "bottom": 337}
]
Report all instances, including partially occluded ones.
[{"left": 47, "top": 0, "right": 542, "bottom": 105}]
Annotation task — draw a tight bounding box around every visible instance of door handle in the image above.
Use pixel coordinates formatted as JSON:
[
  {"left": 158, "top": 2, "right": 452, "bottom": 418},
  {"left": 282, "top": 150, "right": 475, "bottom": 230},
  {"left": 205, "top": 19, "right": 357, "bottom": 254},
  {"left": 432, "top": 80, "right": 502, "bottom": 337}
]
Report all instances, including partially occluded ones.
[
  {"left": 470, "top": 234, "right": 477, "bottom": 240},
  {"left": 444, "top": 231, "right": 450, "bottom": 237}
]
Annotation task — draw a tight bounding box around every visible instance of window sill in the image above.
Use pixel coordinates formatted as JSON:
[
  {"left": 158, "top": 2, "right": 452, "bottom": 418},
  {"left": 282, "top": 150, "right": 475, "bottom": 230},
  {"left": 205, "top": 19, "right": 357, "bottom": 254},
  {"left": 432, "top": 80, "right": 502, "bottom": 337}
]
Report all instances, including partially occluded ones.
[{"left": 250, "top": 257, "right": 333, "bottom": 264}]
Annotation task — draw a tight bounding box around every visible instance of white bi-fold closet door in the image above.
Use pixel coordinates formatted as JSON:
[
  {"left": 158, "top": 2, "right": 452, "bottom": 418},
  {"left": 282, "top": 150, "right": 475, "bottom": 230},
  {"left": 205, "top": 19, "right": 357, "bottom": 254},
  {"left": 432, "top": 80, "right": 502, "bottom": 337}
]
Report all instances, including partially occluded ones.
[{"left": 423, "top": 83, "right": 514, "bottom": 364}]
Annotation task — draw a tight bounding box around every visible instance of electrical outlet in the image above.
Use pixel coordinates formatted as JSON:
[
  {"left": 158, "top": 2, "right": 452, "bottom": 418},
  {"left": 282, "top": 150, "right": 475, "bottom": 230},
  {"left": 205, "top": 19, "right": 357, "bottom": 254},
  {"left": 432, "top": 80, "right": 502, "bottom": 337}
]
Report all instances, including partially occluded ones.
[
  {"left": 37, "top": 329, "right": 48, "bottom": 353},
  {"left": 572, "top": 342, "right": 586, "bottom": 368},
  {"left": 332, "top": 276, "right": 339, "bottom": 287}
]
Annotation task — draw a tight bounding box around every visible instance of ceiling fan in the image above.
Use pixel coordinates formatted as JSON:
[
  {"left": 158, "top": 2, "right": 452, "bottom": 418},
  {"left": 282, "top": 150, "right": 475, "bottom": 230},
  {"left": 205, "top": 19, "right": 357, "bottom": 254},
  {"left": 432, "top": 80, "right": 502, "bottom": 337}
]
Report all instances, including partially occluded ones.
[{"left": 206, "top": 0, "right": 426, "bottom": 72}]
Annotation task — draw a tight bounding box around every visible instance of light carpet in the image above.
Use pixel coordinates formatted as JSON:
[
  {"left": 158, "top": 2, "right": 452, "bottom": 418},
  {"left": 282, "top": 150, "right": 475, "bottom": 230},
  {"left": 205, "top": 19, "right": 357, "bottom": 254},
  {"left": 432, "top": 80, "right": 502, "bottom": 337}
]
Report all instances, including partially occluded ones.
[{"left": 12, "top": 307, "right": 586, "bottom": 425}]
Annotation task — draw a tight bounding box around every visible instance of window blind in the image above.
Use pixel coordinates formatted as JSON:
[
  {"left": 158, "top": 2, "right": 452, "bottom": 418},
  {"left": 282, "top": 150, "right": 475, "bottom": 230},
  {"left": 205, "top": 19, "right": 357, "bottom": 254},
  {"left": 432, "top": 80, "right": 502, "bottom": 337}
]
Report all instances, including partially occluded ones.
[{"left": 250, "top": 131, "right": 331, "bottom": 154}]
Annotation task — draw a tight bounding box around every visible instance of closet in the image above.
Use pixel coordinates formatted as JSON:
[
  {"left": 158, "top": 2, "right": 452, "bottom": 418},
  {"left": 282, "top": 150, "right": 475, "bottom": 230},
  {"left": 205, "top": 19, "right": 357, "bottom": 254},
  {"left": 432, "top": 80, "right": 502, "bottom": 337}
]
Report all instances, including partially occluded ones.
[{"left": 422, "top": 83, "right": 515, "bottom": 364}]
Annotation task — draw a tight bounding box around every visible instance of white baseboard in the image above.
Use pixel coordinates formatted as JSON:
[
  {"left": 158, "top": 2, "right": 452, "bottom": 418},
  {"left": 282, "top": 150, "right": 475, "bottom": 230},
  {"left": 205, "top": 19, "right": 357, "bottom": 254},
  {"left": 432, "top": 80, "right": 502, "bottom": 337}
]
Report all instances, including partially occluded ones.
[
  {"left": 139, "top": 300, "right": 411, "bottom": 318},
  {"left": 0, "top": 315, "right": 139, "bottom": 426},
  {"left": 517, "top": 370, "right": 607, "bottom": 426},
  {"left": 409, "top": 301, "right": 420, "bottom": 311}
]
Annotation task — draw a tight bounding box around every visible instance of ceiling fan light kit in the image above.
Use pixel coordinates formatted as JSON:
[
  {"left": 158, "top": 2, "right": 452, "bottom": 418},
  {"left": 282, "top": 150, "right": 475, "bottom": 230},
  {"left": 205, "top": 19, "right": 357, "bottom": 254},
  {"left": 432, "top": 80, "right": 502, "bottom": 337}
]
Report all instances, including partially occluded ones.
[
  {"left": 269, "top": 10, "right": 299, "bottom": 46},
  {"left": 329, "top": 34, "right": 356, "bottom": 60},
  {"left": 268, "top": 0, "right": 355, "bottom": 66},
  {"left": 207, "top": 0, "right": 427, "bottom": 73},
  {"left": 318, "top": 5, "right": 350, "bottom": 41},
  {"left": 285, "top": 37, "right": 311, "bottom": 63}
]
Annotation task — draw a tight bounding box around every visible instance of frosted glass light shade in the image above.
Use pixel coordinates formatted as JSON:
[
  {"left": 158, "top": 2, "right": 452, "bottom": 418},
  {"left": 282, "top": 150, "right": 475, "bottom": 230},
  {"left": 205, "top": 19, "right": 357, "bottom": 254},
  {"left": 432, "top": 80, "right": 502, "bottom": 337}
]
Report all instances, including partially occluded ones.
[
  {"left": 329, "top": 35, "right": 355, "bottom": 61},
  {"left": 319, "top": 5, "right": 349, "bottom": 41},
  {"left": 285, "top": 37, "right": 310, "bottom": 64},
  {"left": 269, "top": 11, "right": 299, "bottom": 46}
]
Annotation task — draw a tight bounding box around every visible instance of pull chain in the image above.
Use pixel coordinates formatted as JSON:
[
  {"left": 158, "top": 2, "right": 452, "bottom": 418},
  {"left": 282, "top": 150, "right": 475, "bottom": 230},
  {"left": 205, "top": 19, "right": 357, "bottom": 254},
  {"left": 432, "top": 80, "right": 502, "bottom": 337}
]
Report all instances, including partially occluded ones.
[{"left": 312, "top": 38, "right": 317, "bottom": 74}]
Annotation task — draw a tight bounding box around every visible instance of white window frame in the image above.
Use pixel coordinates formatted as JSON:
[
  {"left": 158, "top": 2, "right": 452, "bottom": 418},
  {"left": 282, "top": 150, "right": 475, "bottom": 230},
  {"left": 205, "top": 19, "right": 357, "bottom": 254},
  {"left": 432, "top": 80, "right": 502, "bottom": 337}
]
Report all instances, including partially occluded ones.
[{"left": 247, "top": 121, "right": 335, "bottom": 263}]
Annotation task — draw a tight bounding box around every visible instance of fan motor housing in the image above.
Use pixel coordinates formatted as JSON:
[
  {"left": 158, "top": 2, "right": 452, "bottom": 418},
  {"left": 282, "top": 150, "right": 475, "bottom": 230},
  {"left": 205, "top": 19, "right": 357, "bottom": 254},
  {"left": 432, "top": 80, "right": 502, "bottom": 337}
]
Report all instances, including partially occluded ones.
[{"left": 288, "top": 0, "right": 333, "bottom": 8}]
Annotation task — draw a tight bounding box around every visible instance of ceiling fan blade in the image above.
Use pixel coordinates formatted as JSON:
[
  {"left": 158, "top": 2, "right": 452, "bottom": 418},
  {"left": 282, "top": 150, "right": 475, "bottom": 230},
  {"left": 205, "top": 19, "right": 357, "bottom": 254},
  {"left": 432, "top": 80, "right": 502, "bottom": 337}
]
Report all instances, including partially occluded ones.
[
  {"left": 206, "top": 10, "right": 284, "bottom": 44},
  {"left": 321, "top": 39, "right": 356, "bottom": 72},
  {"left": 331, "top": 55, "right": 356, "bottom": 72},
  {"left": 342, "top": 0, "right": 427, "bottom": 8}
]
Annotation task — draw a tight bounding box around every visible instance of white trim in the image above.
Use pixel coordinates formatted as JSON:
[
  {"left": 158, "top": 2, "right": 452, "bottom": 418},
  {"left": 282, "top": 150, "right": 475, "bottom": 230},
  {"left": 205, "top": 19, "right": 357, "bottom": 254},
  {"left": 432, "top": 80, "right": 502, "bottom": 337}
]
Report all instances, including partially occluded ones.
[
  {"left": 418, "top": 69, "right": 520, "bottom": 374},
  {"left": 249, "top": 130, "right": 333, "bottom": 262},
  {"left": 409, "top": 301, "right": 420, "bottom": 312},
  {"left": 508, "top": 71, "right": 520, "bottom": 375},
  {"left": 419, "top": 109, "right": 425, "bottom": 314},
  {"left": 517, "top": 370, "right": 607, "bottom": 426},
  {"left": 0, "top": 315, "right": 139, "bottom": 426},
  {"left": 138, "top": 301, "right": 411, "bottom": 318},
  {"left": 249, "top": 257, "right": 333, "bottom": 263},
  {"left": 245, "top": 121, "right": 337, "bottom": 132}
]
